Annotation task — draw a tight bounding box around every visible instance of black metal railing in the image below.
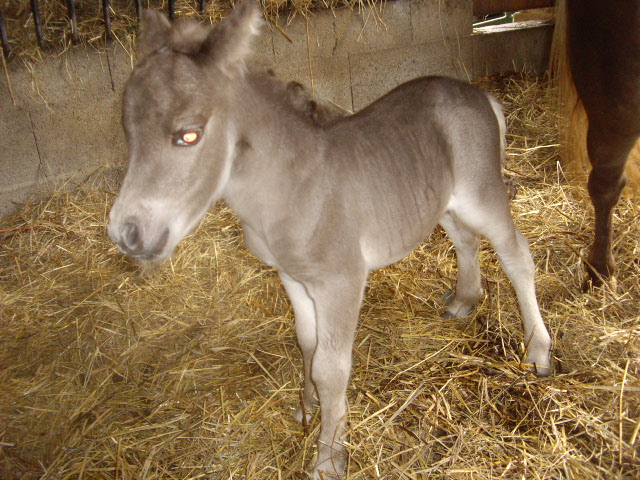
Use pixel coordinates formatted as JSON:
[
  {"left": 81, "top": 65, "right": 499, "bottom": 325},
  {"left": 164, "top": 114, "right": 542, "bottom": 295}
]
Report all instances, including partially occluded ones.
[
  {"left": 0, "top": 1, "right": 211, "bottom": 59},
  {"left": 0, "top": 8, "right": 10, "bottom": 59},
  {"left": 0, "top": 0, "right": 556, "bottom": 60}
]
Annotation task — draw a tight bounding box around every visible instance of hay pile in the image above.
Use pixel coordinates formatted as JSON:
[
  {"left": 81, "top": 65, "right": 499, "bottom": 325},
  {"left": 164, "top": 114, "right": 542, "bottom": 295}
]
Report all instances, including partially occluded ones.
[
  {"left": 2, "top": 0, "right": 353, "bottom": 63},
  {"left": 1, "top": 73, "right": 640, "bottom": 479}
]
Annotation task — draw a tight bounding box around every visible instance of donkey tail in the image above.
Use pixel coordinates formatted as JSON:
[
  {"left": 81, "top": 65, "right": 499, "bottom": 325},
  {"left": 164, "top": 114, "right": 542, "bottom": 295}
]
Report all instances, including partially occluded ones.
[
  {"left": 486, "top": 93, "right": 507, "bottom": 168},
  {"left": 485, "top": 92, "right": 518, "bottom": 199}
]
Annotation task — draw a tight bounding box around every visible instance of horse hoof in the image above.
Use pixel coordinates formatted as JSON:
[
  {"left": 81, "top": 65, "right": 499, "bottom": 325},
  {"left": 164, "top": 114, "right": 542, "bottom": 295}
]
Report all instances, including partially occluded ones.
[
  {"left": 581, "top": 274, "right": 603, "bottom": 292},
  {"left": 582, "top": 272, "right": 617, "bottom": 293}
]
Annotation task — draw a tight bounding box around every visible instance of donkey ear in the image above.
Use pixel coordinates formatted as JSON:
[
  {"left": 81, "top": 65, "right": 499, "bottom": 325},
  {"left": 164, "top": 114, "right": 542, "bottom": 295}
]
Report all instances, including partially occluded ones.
[
  {"left": 200, "top": 1, "right": 263, "bottom": 76},
  {"left": 137, "top": 10, "right": 172, "bottom": 58}
]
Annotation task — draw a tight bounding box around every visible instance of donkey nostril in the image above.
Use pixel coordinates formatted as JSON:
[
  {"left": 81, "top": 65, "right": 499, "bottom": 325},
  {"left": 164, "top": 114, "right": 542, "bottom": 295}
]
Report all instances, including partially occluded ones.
[{"left": 122, "top": 221, "right": 142, "bottom": 251}]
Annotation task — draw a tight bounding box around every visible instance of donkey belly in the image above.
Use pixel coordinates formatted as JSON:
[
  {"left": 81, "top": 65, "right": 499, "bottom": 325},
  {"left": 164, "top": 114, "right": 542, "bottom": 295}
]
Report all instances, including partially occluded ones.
[
  {"left": 358, "top": 186, "right": 451, "bottom": 271},
  {"left": 360, "top": 224, "right": 438, "bottom": 270}
]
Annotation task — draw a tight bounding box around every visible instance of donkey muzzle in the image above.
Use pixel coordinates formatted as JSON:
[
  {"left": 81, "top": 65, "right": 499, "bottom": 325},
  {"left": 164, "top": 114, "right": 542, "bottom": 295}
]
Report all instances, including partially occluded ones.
[{"left": 110, "top": 217, "right": 170, "bottom": 261}]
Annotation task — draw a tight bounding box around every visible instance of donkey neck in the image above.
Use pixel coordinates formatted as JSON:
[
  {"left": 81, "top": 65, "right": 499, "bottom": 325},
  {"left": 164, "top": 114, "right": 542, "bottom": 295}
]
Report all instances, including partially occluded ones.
[
  {"left": 221, "top": 70, "right": 327, "bottom": 223},
  {"left": 238, "top": 70, "right": 325, "bottom": 140}
]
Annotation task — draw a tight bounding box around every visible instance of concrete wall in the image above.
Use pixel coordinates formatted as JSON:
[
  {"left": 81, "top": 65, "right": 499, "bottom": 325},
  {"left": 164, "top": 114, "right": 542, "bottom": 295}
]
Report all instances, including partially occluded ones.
[{"left": 0, "top": 0, "right": 553, "bottom": 218}]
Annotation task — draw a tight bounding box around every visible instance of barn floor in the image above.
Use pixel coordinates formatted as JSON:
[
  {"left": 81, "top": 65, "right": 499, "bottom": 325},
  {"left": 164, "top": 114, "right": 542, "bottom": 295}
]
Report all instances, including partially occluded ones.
[{"left": 1, "top": 73, "right": 639, "bottom": 479}]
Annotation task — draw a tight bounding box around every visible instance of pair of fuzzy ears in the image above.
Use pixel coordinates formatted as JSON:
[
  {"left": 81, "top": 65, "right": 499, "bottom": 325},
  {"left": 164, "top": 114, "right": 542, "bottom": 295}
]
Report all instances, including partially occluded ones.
[{"left": 137, "top": 1, "right": 262, "bottom": 75}]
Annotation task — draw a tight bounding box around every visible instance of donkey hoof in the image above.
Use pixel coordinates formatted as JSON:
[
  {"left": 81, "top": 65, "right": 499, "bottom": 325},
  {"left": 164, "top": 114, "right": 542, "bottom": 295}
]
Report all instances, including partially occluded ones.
[
  {"left": 441, "top": 299, "right": 477, "bottom": 319},
  {"left": 441, "top": 310, "right": 456, "bottom": 320},
  {"left": 441, "top": 305, "right": 476, "bottom": 319},
  {"left": 293, "top": 406, "right": 314, "bottom": 424},
  {"left": 440, "top": 289, "right": 482, "bottom": 318},
  {"left": 523, "top": 360, "right": 551, "bottom": 377},
  {"left": 440, "top": 289, "right": 455, "bottom": 305},
  {"left": 311, "top": 465, "right": 346, "bottom": 479},
  {"left": 440, "top": 289, "right": 460, "bottom": 319},
  {"left": 523, "top": 353, "right": 552, "bottom": 377}
]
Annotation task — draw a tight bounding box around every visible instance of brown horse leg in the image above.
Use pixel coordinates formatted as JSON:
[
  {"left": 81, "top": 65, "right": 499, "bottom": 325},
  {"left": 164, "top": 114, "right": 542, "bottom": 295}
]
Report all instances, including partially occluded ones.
[{"left": 584, "top": 123, "right": 636, "bottom": 286}]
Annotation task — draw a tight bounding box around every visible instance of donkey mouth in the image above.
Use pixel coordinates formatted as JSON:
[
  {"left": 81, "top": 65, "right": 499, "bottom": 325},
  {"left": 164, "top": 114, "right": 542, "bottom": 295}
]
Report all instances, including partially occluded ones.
[{"left": 114, "top": 224, "right": 171, "bottom": 262}]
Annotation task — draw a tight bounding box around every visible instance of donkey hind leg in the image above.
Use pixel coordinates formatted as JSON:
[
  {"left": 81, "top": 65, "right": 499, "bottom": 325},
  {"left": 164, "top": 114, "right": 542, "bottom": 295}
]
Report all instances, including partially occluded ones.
[
  {"left": 280, "top": 273, "right": 318, "bottom": 423},
  {"left": 302, "top": 272, "right": 367, "bottom": 479},
  {"left": 584, "top": 123, "right": 636, "bottom": 286},
  {"left": 439, "top": 212, "right": 484, "bottom": 318},
  {"left": 448, "top": 200, "right": 552, "bottom": 375}
]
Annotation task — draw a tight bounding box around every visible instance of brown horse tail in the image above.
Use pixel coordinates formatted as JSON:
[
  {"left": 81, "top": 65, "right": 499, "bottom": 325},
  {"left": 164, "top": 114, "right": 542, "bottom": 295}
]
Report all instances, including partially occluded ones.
[
  {"left": 550, "top": 0, "right": 640, "bottom": 194},
  {"left": 627, "top": 144, "right": 640, "bottom": 196}
]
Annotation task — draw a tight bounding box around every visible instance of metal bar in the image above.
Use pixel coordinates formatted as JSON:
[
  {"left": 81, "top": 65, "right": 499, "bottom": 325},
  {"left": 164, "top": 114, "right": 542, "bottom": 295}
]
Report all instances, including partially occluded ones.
[
  {"left": 66, "top": 0, "right": 79, "bottom": 44},
  {"left": 474, "top": 12, "right": 515, "bottom": 27},
  {"left": 102, "top": 0, "right": 112, "bottom": 39},
  {"left": 0, "top": 8, "right": 10, "bottom": 59},
  {"left": 168, "top": 0, "right": 176, "bottom": 21},
  {"left": 30, "top": 0, "right": 45, "bottom": 48},
  {"left": 135, "top": 0, "right": 143, "bottom": 19},
  {"left": 473, "top": 0, "right": 555, "bottom": 17},
  {"left": 199, "top": 0, "right": 207, "bottom": 13}
]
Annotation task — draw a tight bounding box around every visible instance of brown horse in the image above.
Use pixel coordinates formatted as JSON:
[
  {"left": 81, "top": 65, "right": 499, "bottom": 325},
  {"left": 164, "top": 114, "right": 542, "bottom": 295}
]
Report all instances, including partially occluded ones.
[{"left": 556, "top": 0, "right": 640, "bottom": 285}]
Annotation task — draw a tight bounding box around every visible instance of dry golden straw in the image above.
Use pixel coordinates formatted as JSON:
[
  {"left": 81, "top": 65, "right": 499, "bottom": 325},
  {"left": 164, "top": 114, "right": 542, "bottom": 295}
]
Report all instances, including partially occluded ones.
[
  {"left": 1, "top": 73, "right": 640, "bottom": 479},
  {"left": 1, "top": 0, "right": 365, "bottom": 64}
]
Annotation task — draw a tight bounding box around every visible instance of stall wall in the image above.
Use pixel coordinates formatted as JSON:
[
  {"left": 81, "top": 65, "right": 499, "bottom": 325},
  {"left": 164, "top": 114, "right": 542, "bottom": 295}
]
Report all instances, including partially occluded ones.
[{"left": 0, "top": 1, "right": 552, "bottom": 217}]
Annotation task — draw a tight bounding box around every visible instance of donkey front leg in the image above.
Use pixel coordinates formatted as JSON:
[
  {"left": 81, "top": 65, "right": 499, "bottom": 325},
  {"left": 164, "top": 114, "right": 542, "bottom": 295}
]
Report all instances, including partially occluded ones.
[
  {"left": 294, "top": 272, "right": 367, "bottom": 479},
  {"left": 280, "top": 273, "right": 318, "bottom": 422}
]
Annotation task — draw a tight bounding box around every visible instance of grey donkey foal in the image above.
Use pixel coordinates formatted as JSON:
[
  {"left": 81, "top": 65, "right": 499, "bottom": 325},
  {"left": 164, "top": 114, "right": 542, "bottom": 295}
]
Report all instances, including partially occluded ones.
[{"left": 108, "top": 2, "right": 552, "bottom": 478}]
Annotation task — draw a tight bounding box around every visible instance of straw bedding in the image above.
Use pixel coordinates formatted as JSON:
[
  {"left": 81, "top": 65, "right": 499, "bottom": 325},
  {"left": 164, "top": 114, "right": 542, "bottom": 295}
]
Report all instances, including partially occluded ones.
[
  {"left": 2, "top": 0, "right": 351, "bottom": 63},
  {"left": 1, "top": 73, "right": 639, "bottom": 479}
]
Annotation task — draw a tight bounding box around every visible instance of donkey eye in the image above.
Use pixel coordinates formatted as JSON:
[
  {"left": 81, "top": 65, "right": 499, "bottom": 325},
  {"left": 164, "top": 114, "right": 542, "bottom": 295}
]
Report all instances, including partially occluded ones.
[{"left": 173, "top": 129, "right": 202, "bottom": 146}]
